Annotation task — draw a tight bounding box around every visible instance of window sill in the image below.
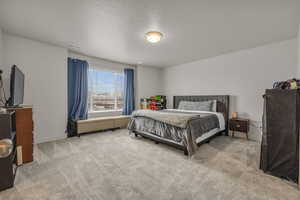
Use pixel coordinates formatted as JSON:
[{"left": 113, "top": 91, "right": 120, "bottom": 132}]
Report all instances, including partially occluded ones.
[
  {"left": 88, "top": 110, "right": 123, "bottom": 118},
  {"left": 88, "top": 109, "right": 123, "bottom": 114}
]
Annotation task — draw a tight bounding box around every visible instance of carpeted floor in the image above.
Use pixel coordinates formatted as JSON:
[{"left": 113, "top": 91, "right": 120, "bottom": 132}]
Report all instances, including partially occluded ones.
[{"left": 0, "top": 129, "right": 299, "bottom": 200}]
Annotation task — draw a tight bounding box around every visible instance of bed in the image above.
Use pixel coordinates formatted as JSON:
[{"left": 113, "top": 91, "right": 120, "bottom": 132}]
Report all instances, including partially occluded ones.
[{"left": 128, "top": 95, "right": 229, "bottom": 156}]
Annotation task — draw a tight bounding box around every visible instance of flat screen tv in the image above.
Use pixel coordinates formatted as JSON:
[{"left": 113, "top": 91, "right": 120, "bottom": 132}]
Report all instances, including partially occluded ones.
[{"left": 7, "top": 65, "right": 24, "bottom": 107}]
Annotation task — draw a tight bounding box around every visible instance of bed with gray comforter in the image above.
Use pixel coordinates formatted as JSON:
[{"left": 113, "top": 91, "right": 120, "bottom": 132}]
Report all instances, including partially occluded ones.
[{"left": 128, "top": 109, "right": 221, "bottom": 156}]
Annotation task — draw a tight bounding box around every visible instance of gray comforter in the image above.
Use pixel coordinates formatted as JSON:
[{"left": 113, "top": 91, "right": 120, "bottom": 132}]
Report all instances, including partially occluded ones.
[
  {"left": 128, "top": 109, "right": 220, "bottom": 156},
  {"left": 131, "top": 109, "right": 201, "bottom": 128}
]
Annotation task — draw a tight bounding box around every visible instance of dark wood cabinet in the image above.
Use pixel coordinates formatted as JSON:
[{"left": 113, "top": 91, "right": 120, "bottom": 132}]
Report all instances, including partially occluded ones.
[
  {"left": 0, "top": 107, "right": 34, "bottom": 191},
  {"left": 229, "top": 118, "right": 249, "bottom": 139},
  {"left": 261, "top": 89, "right": 299, "bottom": 185},
  {"left": 0, "top": 111, "right": 17, "bottom": 191}
]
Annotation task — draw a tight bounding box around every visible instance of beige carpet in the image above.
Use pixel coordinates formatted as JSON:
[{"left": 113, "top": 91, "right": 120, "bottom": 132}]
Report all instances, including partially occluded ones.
[{"left": 0, "top": 129, "right": 299, "bottom": 200}]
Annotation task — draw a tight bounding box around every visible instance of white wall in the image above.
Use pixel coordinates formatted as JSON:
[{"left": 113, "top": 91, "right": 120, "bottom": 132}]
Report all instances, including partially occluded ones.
[
  {"left": 163, "top": 39, "right": 298, "bottom": 141},
  {"left": 0, "top": 28, "right": 3, "bottom": 66},
  {"left": 3, "top": 34, "right": 68, "bottom": 144},
  {"left": 136, "top": 65, "right": 164, "bottom": 108}
]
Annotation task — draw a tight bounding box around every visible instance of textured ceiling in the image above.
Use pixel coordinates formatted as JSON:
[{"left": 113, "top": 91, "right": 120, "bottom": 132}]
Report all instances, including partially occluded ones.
[{"left": 0, "top": 0, "right": 299, "bottom": 67}]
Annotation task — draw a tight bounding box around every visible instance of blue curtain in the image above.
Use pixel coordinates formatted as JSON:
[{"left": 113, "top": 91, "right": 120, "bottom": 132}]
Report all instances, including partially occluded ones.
[
  {"left": 123, "top": 68, "right": 135, "bottom": 115},
  {"left": 67, "top": 58, "right": 89, "bottom": 137}
]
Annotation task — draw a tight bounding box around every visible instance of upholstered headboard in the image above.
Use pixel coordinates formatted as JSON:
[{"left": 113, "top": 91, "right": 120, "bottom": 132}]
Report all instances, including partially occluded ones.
[{"left": 173, "top": 95, "right": 230, "bottom": 135}]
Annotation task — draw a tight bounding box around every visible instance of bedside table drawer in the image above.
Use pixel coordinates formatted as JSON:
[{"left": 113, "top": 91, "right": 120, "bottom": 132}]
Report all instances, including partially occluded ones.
[{"left": 230, "top": 120, "right": 249, "bottom": 132}]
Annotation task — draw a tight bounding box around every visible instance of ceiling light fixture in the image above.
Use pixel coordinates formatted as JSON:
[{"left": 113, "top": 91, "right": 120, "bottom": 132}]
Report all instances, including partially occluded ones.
[{"left": 145, "top": 31, "right": 163, "bottom": 43}]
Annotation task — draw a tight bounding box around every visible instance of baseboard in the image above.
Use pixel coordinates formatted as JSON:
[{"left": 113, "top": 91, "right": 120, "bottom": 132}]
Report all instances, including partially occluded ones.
[{"left": 35, "top": 134, "right": 66, "bottom": 144}]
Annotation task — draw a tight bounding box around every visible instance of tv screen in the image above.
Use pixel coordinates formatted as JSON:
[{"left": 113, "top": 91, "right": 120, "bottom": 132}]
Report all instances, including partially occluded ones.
[{"left": 9, "top": 65, "right": 24, "bottom": 107}]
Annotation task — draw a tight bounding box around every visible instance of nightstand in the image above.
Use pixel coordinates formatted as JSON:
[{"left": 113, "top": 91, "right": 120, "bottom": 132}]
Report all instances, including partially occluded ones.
[{"left": 229, "top": 118, "right": 250, "bottom": 140}]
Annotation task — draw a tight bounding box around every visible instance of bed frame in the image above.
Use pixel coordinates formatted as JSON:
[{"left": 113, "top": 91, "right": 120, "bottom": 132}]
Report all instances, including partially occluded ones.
[{"left": 132, "top": 95, "right": 230, "bottom": 155}]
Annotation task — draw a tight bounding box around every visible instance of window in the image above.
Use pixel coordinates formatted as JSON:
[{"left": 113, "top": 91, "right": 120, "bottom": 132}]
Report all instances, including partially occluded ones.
[{"left": 88, "top": 67, "right": 124, "bottom": 112}]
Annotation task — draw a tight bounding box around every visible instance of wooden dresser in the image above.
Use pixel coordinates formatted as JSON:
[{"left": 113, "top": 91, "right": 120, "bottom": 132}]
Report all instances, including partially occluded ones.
[{"left": 8, "top": 106, "right": 34, "bottom": 163}]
